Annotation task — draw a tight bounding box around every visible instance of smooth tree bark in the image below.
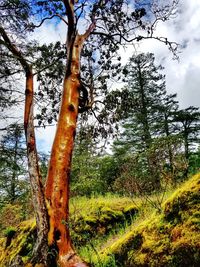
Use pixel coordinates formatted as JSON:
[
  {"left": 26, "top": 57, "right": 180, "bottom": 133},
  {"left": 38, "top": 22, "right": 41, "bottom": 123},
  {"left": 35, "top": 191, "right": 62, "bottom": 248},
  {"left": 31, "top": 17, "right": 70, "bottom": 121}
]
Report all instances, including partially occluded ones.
[
  {"left": 45, "top": 2, "right": 95, "bottom": 265},
  {"left": 1, "top": 3, "right": 94, "bottom": 264}
]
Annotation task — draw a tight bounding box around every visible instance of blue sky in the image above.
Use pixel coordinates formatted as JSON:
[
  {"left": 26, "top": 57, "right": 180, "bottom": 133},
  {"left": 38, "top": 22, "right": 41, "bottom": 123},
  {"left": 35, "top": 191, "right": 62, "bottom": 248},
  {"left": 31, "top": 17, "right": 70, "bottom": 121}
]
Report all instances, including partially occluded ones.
[{"left": 32, "top": 0, "right": 200, "bottom": 153}]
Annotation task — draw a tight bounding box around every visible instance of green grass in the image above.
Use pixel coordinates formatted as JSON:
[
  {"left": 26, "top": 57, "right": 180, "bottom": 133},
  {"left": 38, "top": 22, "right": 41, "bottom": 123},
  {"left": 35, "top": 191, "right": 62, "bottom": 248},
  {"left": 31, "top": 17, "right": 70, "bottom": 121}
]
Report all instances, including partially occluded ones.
[
  {"left": 70, "top": 190, "right": 176, "bottom": 265},
  {"left": 1, "top": 174, "right": 199, "bottom": 267},
  {"left": 69, "top": 194, "right": 139, "bottom": 251},
  {"left": 93, "top": 173, "right": 200, "bottom": 267}
]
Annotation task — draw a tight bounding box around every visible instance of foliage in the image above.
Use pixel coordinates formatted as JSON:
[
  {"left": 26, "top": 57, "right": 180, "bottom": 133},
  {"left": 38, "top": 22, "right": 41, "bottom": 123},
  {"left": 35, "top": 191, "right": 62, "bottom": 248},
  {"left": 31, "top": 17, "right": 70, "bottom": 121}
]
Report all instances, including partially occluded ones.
[
  {"left": 1, "top": 173, "right": 199, "bottom": 266},
  {"left": 108, "top": 53, "right": 200, "bottom": 193},
  {"left": 188, "top": 148, "right": 200, "bottom": 175},
  {"left": 174, "top": 106, "right": 200, "bottom": 160},
  {"left": 0, "top": 124, "right": 29, "bottom": 203},
  {"left": 0, "top": 203, "right": 33, "bottom": 236},
  {"left": 69, "top": 196, "right": 138, "bottom": 248},
  {"left": 0, "top": 0, "right": 184, "bottom": 265},
  {"left": 71, "top": 133, "right": 104, "bottom": 196},
  {"left": 3, "top": 227, "right": 16, "bottom": 238},
  {"left": 0, "top": 219, "right": 36, "bottom": 267}
]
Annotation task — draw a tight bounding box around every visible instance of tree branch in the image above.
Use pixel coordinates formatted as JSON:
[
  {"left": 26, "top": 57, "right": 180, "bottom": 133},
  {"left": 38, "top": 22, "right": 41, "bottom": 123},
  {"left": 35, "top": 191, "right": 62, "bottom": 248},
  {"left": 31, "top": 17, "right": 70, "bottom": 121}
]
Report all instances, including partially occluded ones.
[
  {"left": 0, "top": 26, "right": 31, "bottom": 75},
  {"left": 32, "top": 14, "right": 68, "bottom": 28},
  {"left": 63, "top": 0, "right": 75, "bottom": 42}
]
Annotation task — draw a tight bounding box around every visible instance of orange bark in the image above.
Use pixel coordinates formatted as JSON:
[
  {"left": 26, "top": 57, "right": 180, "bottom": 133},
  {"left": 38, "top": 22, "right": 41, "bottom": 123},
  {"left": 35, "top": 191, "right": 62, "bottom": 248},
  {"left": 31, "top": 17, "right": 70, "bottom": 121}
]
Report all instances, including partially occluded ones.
[{"left": 45, "top": 34, "right": 89, "bottom": 267}]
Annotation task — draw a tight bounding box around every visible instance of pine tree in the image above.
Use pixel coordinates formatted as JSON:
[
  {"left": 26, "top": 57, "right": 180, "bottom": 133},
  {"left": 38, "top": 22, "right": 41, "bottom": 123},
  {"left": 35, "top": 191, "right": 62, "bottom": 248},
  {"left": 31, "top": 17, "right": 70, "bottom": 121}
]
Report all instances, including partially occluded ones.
[
  {"left": 0, "top": 1, "right": 179, "bottom": 265},
  {"left": 0, "top": 124, "right": 28, "bottom": 203},
  {"left": 114, "top": 53, "right": 168, "bottom": 189},
  {"left": 174, "top": 106, "right": 200, "bottom": 177}
]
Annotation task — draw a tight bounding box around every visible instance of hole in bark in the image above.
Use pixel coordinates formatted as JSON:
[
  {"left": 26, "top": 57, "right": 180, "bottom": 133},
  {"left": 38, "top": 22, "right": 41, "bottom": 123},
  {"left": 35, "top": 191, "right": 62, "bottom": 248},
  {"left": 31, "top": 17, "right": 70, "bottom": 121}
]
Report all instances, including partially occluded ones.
[
  {"left": 54, "top": 230, "right": 61, "bottom": 241},
  {"left": 73, "top": 130, "right": 76, "bottom": 140},
  {"left": 68, "top": 104, "right": 75, "bottom": 112}
]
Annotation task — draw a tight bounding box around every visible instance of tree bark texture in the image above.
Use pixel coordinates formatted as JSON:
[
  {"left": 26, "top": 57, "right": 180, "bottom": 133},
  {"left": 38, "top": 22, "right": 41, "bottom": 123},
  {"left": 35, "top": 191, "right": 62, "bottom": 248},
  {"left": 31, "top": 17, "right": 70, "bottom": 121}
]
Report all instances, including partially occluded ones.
[
  {"left": 1, "top": 2, "right": 95, "bottom": 265},
  {"left": 45, "top": 33, "right": 89, "bottom": 267},
  {"left": 0, "top": 26, "right": 49, "bottom": 265},
  {"left": 24, "top": 70, "right": 49, "bottom": 265},
  {"left": 44, "top": 2, "right": 95, "bottom": 265}
]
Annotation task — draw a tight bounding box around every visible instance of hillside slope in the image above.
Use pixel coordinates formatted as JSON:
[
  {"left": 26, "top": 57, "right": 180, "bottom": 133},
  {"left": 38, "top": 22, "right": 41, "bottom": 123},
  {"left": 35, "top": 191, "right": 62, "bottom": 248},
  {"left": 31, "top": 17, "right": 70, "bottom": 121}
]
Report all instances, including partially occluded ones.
[
  {"left": 0, "top": 173, "right": 199, "bottom": 267},
  {"left": 98, "top": 173, "right": 200, "bottom": 267},
  {"left": 0, "top": 197, "right": 138, "bottom": 266}
]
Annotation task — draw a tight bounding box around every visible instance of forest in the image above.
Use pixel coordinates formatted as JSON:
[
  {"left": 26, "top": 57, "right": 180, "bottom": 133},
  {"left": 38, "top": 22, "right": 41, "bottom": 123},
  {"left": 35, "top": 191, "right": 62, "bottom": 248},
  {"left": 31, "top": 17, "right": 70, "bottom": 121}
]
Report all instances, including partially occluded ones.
[{"left": 0, "top": 0, "right": 200, "bottom": 267}]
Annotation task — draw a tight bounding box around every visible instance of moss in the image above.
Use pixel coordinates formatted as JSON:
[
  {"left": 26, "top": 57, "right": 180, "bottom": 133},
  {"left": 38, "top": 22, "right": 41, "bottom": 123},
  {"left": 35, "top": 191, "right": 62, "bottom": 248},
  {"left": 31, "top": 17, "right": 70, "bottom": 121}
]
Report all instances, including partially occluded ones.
[
  {"left": 2, "top": 174, "right": 199, "bottom": 267},
  {"left": 164, "top": 173, "right": 200, "bottom": 222},
  {"left": 0, "top": 219, "right": 36, "bottom": 267},
  {"left": 98, "top": 173, "right": 200, "bottom": 267},
  {"left": 84, "top": 215, "right": 98, "bottom": 226},
  {"left": 99, "top": 207, "right": 124, "bottom": 224},
  {"left": 4, "top": 226, "right": 17, "bottom": 238},
  {"left": 71, "top": 201, "right": 138, "bottom": 247},
  {"left": 123, "top": 205, "right": 138, "bottom": 216}
]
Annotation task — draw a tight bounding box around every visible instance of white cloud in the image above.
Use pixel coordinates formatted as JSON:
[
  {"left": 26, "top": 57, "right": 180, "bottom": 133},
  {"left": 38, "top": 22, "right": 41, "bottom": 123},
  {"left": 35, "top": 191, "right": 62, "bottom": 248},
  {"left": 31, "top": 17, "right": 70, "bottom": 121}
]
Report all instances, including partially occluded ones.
[
  {"left": 36, "top": 125, "right": 56, "bottom": 154},
  {"left": 136, "top": 0, "right": 200, "bottom": 109},
  {"left": 33, "top": 0, "right": 200, "bottom": 153},
  {"left": 32, "top": 20, "right": 67, "bottom": 44}
]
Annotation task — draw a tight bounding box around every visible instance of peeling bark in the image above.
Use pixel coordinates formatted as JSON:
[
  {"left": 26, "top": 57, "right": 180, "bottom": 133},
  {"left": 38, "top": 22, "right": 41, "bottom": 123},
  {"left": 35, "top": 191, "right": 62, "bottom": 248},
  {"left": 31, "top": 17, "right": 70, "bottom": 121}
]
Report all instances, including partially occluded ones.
[
  {"left": 24, "top": 70, "right": 49, "bottom": 265},
  {"left": 45, "top": 33, "right": 89, "bottom": 267},
  {"left": 44, "top": 1, "right": 96, "bottom": 264},
  {"left": 0, "top": 26, "right": 49, "bottom": 265},
  {"left": 1, "top": 2, "right": 96, "bottom": 265}
]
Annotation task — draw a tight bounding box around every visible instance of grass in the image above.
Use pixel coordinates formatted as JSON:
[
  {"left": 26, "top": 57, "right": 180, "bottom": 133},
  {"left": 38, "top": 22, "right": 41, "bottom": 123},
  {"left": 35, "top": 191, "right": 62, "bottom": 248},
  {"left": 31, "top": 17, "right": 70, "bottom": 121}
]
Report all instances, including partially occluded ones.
[
  {"left": 93, "top": 173, "right": 200, "bottom": 267},
  {"left": 70, "top": 190, "right": 176, "bottom": 265},
  {"left": 0, "top": 174, "right": 199, "bottom": 266}
]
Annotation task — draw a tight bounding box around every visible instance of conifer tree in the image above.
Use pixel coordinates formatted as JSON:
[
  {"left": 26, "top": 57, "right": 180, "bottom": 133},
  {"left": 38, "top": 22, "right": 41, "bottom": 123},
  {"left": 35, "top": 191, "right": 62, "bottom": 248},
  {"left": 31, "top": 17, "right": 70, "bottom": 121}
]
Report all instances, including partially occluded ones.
[
  {"left": 174, "top": 106, "right": 200, "bottom": 176},
  {"left": 0, "top": 124, "right": 27, "bottom": 203},
  {"left": 114, "top": 53, "right": 168, "bottom": 188}
]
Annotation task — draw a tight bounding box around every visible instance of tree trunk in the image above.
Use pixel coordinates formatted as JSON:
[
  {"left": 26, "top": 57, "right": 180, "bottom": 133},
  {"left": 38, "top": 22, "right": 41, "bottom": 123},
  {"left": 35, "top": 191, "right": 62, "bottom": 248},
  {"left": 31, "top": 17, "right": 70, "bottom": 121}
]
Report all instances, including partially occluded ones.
[
  {"left": 0, "top": 25, "right": 50, "bottom": 265},
  {"left": 1, "top": 8, "right": 95, "bottom": 266},
  {"left": 45, "top": 33, "right": 89, "bottom": 267},
  {"left": 24, "top": 70, "right": 49, "bottom": 265},
  {"left": 164, "top": 113, "right": 175, "bottom": 184},
  {"left": 183, "top": 130, "right": 189, "bottom": 178}
]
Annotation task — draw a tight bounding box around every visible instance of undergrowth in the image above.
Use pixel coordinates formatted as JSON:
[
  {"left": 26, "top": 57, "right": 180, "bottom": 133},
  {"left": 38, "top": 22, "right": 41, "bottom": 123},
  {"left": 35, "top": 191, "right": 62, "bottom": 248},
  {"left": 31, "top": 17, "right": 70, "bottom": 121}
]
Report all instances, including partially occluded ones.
[
  {"left": 93, "top": 173, "right": 200, "bottom": 267},
  {"left": 0, "top": 174, "right": 199, "bottom": 267}
]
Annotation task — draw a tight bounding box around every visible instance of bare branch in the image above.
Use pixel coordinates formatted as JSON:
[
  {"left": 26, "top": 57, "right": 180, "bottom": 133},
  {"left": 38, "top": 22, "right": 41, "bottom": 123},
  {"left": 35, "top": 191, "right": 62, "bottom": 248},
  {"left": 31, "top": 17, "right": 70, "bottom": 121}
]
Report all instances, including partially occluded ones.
[
  {"left": 32, "top": 14, "right": 68, "bottom": 28},
  {"left": 0, "top": 26, "right": 31, "bottom": 75}
]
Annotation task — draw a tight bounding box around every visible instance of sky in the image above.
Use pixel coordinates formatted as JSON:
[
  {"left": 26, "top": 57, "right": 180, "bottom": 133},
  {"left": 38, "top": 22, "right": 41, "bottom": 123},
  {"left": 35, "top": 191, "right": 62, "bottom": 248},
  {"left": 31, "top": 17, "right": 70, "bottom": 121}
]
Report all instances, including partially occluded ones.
[{"left": 32, "top": 0, "right": 200, "bottom": 153}]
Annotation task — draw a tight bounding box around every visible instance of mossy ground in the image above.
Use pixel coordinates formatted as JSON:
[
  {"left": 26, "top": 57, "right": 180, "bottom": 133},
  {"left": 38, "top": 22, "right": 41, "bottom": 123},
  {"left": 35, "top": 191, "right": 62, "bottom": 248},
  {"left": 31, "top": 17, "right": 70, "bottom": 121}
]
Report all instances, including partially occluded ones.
[
  {"left": 0, "top": 174, "right": 199, "bottom": 267},
  {"left": 0, "top": 196, "right": 138, "bottom": 267},
  {"left": 0, "top": 219, "right": 36, "bottom": 267},
  {"left": 95, "top": 173, "right": 200, "bottom": 267},
  {"left": 69, "top": 195, "right": 139, "bottom": 247}
]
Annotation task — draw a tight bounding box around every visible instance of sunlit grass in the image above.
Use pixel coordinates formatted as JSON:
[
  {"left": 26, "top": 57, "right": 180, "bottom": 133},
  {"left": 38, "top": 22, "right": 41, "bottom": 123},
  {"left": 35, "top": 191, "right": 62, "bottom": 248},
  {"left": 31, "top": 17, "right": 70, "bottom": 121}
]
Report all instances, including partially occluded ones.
[{"left": 69, "top": 187, "right": 178, "bottom": 265}]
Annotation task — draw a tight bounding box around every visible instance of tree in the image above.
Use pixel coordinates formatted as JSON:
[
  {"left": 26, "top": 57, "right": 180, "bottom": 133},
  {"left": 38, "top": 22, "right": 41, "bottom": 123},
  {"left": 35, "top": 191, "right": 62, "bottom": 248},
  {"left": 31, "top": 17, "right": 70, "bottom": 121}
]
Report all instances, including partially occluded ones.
[
  {"left": 71, "top": 128, "right": 103, "bottom": 196},
  {"left": 113, "top": 53, "right": 168, "bottom": 189},
  {"left": 0, "top": 124, "right": 28, "bottom": 204},
  {"left": 0, "top": 0, "right": 179, "bottom": 266},
  {"left": 174, "top": 106, "right": 200, "bottom": 176},
  {"left": 157, "top": 94, "right": 179, "bottom": 175}
]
